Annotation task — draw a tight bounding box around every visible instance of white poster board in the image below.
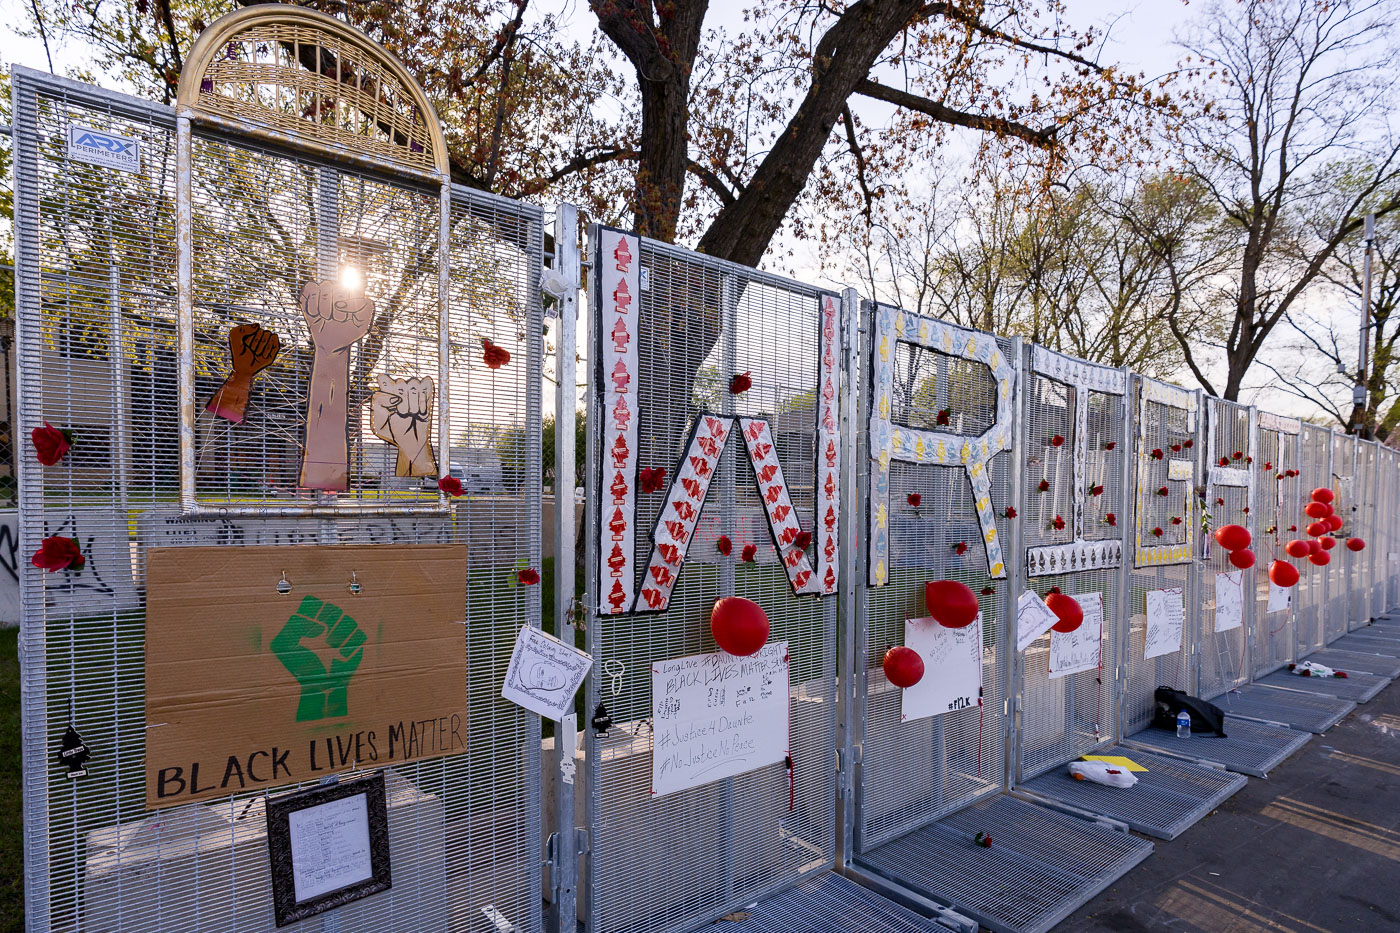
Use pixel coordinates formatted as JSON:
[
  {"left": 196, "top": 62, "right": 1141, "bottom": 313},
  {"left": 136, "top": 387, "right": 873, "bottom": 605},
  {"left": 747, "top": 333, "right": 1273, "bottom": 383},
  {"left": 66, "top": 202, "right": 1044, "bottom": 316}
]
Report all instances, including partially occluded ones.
[
  {"left": 1144, "top": 587, "right": 1185, "bottom": 660},
  {"left": 1214, "top": 571, "right": 1244, "bottom": 632},
  {"left": 1267, "top": 580, "right": 1292, "bottom": 614},
  {"left": 502, "top": 626, "right": 594, "bottom": 721},
  {"left": 1050, "top": 592, "right": 1103, "bottom": 679},
  {"left": 287, "top": 793, "right": 374, "bottom": 902},
  {"left": 1016, "top": 589, "right": 1059, "bottom": 652},
  {"left": 651, "top": 641, "right": 789, "bottom": 797},
  {"left": 900, "top": 614, "right": 983, "bottom": 722}
]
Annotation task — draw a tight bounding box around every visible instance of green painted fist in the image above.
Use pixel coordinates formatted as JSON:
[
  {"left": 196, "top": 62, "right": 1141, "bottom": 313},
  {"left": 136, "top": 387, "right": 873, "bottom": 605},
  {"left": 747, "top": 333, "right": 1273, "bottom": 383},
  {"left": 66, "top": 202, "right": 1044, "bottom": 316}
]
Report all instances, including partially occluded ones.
[{"left": 271, "top": 595, "right": 367, "bottom": 722}]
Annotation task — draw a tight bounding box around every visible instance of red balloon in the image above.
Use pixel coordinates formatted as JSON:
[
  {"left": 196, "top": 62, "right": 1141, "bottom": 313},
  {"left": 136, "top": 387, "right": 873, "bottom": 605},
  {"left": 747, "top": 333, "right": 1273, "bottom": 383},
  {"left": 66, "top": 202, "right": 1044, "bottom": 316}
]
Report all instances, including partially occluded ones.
[
  {"left": 1228, "top": 548, "right": 1256, "bottom": 569},
  {"left": 1269, "top": 560, "right": 1300, "bottom": 587},
  {"left": 1347, "top": 537, "right": 1367, "bottom": 552},
  {"left": 1213, "top": 524, "right": 1252, "bottom": 551},
  {"left": 1046, "top": 591, "right": 1084, "bottom": 633},
  {"left": 1284, "top": 539, "right": 1311, "bottom": 558},
  {"left": 710, "top": 597, "right": 770, "bottom": 656},
  {"left": 1311, "top": 487, "right": 1334, "bottom": 504},
  {"left": 925, "top": 580, "right": 980, "bottom": 628},
  {"left": 1303, "top": 501, "right": 1331, "bottom": 519},
  {"left": 1309, "top": 551, "right": 1331, "bottom": 566},
  {"left": 1326, "top": 515, "right": 1344, "bottom": 532},
  {"left": 1306, "top": 521, "right": 1329, "bottom": 537},
  {"left": 1308, "top": 539, "right": 1323, "bottom": 554},
  {"left": 1319, "top": 536, "right": 1337, "bottom": 551},
  {"left": 883, "top": 646, "right": 925, "bottom": 688}
]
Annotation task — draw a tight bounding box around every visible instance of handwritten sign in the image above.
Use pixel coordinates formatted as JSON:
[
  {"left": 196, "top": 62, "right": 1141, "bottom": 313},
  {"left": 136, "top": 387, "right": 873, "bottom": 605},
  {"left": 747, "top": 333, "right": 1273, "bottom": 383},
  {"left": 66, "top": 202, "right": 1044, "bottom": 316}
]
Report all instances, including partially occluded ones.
[
  {"left": 901, "top": 615, "right": 983, "bottom": 722},
  {"left": 1214, "top": 571, "right": 1244, "bottom": 632},
  {"left": 1144, "top": 587, "right": 1185, "bottom": 660},
  {"left": 1267, "top": 580, "right": 1291, "bottom": 614},
  {"left": 288, "top": 792, "right": 374, "bottom": 902},
  {"left": 1017, "top": 589, "right": 1059, "bottom": 652},
  {"left": 651, "top": 642, "right": 789, "bottom": 797},
  {"left": 502, "top": 626, "right": 594, "bottom": 721},
  {"left": 1050, "top": 592, "right": 1103, "bottom": 679}
]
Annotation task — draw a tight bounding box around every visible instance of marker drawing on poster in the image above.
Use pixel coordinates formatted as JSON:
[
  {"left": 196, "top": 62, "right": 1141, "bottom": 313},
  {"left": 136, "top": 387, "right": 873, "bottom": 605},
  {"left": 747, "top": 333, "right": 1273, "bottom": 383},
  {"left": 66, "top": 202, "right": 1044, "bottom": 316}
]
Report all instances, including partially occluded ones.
[
  {"left": 1267, "top": 581, "right": 1292, "bottom": 614},
  {"left": 1214, "top": 571, "right": 1244, "bottom": 632},
  {"left": 901, "top": 614, "right": 983, "bottom": 722},
  {"left": 1050, "top": 591, "right": 1103, "bottom": 679},
  {"left": 651, "top": 642, "right": 789, "bottom": 797},
  {"left": 502, "top": 626, "right": 594, "bottom": 721},
  {"left": 1016, "top": 589, "right": 1059, "bottom": 652},
  {"left": 1144, "top": 587, "right": 1185, "bottom": 660}
]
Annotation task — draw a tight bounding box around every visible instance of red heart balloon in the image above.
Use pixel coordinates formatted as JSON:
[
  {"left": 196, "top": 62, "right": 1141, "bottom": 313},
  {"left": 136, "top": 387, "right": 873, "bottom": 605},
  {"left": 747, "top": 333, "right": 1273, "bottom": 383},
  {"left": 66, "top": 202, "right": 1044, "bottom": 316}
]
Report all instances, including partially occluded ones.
[
  {"left": 1284, "top": 539, "right": 1310, "bottom": 558},
  {"left": 1306, "top": 521, "right": 1329, "bottom": 537},
  {"left": 1269, "top": 560, "right": 1300, "bottom": 587},
  {"left": 1045, "top": 591, "right": 1084, "bottom": 633},
  {"left": 1310, "top": 487, "right": 1334, "bottom": 504},
  {"left": 1319, "top": 536, "right": 1336, "bottom": 551},
  {"left": 710, "top": 597, "right": 770, "bottom": 656},
  {"left": 1309, "top": 551, "right": 1331, "bottom": 566},
  {"left": 1228, "top": 548, "right": 1256, "bottom": 569},
  {"left": 883, "top": 646, "right": 925, "bottom": 688},
  {"left": 1326, "top": 515, "right": 1344, "bottom": 532},
  {"left": 924, "top": 580, "right": 979, "bottom": 628},
  {"left": 1213, "top": 524, "right": 1251, "bottom": 551},
  {"left": 1346, "top": 537, "right": 1366, "bottom": 552}
]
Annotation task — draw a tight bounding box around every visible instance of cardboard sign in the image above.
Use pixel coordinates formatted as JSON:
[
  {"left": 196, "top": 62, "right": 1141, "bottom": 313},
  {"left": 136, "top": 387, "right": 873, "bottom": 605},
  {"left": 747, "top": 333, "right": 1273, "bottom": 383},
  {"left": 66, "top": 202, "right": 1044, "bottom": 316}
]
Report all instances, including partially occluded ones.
[
  {"left": 1214, "top": 570, "right": 1245, "bottom": 632},
  {"left": 900, "top": 615, "right": 983, "bottom": 721},
  {"left": 1050, "top": 592, "right": 1103, "bottom": 679},
  {"left": 651, "top": 642, "right": 789, "bottom": 797},
  {"left": 144, "top": 544, "right": 469, "bottom": 808},
  {"left": 1144, "top": 586, "right": 1185, "bottom": 660}
]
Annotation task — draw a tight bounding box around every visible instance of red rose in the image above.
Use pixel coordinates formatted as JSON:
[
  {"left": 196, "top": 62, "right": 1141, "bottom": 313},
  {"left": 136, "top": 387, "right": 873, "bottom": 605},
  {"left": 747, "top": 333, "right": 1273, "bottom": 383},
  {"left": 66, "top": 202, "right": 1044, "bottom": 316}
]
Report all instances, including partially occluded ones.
[
  {"left": 1183, "top": 439, "right": 1194, "bottom": 448},
  {"left": 438, "top": 476, "right": 465, "bottom": 497},
  {"left": 1151, "top": 448, "right": 1163, "bottom": 460},
  {"left": 1104, "top": 442, "right": 1117, "bottom": 450},
  {"left": 1170, "top": 444, "right": 1182, "bottom": 452},
  {"left": 1051, "top": 515, "right": 1065, "bottom": 531},
  {"left": 741, "top": 543, "right": 757, "bottom": 562},
  {"left": 517, "top": 568, "right": 540, "bottom": 585},
  {"left": 1219, "top": 457, "right": 1230, "bottom": 466},
  {"left": 907, "top": 493, "right": 922, "bottom": 508},
  {"left": 1152, "top": 527, "right": 1164, "bottom": 537},
  {"left": 794, "top": 531, "right": 812, "bottom": 552},
  {"left": 729, "top": 371, "right": 752, "bottom": 394},
  {"left": 717, "top": 535, "right": 733, "bottom": 556},
  {"left": 481, "top": 338, "right": 511, "bottom": 369},
  {"left": 953, "top": 541, "right": 968, "bottom": 555},
  {"left": 1037, "top": 479, "right": 1050, "bottom": 492},
  {"left": 1245, "top": 456, "right": 1253, "bottom": 464},
  {"left": 1104, "top": 513, "right": 1117, "bottom": 526},
  {"left": 1242, "top": 506, "right": 1250, "bottom": 514},
  {"left": 1288, "top": 525, "right": 1297, "bottom": 532},
  {"left": 1157, "top": 486, "right": 1169, "bottom": 497},
  {"left": 639, "top": 467, "right": 667, "bottom": 493},
  {"left": 981, "top": 586, "right": 995, "bottom": 596},
  {"left": 1216, "top": 497, "right": 1225, "bottom": 506},
  {"left": 1090, "top": 484, "right": 1104, "bottom": 496},
  {"left": 1004, "top": 507, "right": 1017, "bottom": 518},
  {"left": 1276, "top": 473, "right": 1284, "bottom": 481},
  {"left": 975, "top": 832, "right": 992, "bottom": 848},
  {"left": 1264, "top": 462, "right": 1272, "bottom": 470},
  {"left": 32, "top": 536, "right": 84, "bottom": 572},
  {"left": 936, "top": 408, "right": 951, "bottom": 426},
  {"left": 32, "top": 422, "right": 71, "bottom": 466},
  {"left": 1231, "top": 450, "right": 1243, "bottom": 460},
  {"left": 1170, "top": 516, "right": 1182, "bottom": 525},
  {"left": 1051, "top": 435, "right": 1065, "bottom": 447}
]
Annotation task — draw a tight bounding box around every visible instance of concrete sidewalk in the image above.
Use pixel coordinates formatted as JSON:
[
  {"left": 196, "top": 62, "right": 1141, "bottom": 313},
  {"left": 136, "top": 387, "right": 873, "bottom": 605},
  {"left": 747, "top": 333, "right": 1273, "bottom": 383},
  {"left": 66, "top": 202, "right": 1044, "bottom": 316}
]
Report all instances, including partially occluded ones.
[{"left": 1059, "top": 676, "right": 1400, "bottom": 932}]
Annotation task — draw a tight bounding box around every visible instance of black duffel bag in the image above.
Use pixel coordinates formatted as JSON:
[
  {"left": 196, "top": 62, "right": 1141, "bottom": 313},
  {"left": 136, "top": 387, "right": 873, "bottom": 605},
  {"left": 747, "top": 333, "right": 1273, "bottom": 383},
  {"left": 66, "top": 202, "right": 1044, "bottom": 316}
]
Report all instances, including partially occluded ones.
[{"left": 1152, "top": 686, "right": 1228, "bottom": 737}]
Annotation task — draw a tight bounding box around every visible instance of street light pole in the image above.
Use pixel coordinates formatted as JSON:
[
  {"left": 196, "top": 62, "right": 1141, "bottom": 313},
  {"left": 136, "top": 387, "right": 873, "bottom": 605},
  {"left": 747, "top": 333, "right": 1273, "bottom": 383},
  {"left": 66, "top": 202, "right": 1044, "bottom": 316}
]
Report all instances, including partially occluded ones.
[{"left": 1353, "top": 212, "right": 1375, "bottom": 438}]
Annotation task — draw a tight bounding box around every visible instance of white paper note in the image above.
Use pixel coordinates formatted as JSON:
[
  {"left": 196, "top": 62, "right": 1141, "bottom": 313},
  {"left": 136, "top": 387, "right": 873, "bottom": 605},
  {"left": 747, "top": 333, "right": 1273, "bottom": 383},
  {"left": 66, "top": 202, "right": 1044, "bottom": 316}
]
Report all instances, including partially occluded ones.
[
  {"left": 1267, "top": 581, "right": 1292, "bottom": 613},
  {"left": 1017, "top": 590, "right": 1060, "bottom": 652},
  {"left": 287, "top": 792, "right": 373, "bottom": 903},
  {"left": 1144, "top": 587, "right": 1185, "bottom": 660},
  {"left": 651, "top": 642, "right": 789, "bottom": 797},
  {"left": 1050, "top": 592, "right": 1103, "bottom": 679},
  {"left": 901, "top": 614, "right": 983, "bottom": 722},
  {"left": 1214, "top": 571, "right": 1244, "bottom": 632},
  {"left": 502, "top": 626, "right": 594, "bottom": 721}
]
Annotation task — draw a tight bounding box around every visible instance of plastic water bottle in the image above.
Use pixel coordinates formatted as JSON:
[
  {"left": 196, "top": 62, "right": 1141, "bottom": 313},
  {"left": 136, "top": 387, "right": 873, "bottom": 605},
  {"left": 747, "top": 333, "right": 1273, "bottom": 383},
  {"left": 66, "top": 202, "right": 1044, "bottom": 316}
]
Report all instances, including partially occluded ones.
[{"left": 1176, "top": 710, "right": 1191, "bottom": 739}]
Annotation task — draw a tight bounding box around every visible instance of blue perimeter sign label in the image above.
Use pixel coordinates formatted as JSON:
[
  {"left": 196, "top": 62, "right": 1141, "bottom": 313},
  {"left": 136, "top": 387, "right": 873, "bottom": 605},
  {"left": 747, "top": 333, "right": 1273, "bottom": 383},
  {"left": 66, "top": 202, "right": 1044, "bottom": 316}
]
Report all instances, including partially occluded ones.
[{"left": 66, "top": 124, "right": 141, "bottom": 173}]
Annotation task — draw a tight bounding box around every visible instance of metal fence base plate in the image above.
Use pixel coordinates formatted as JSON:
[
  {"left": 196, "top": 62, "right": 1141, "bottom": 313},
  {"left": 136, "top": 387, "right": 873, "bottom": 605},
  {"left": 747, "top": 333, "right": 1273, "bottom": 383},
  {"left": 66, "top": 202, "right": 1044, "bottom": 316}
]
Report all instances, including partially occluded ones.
[
  {"left": 1017, "top": 746, "right": 1246, "bottom": 840},
  {"left": 740, "top": 872, "right": 965, "bottom": 933},
  {"left": 1326, "top": 633, "right": 1400, "bottom": 657},
  {"left": 1254, "top": 669, "right": 1390, "bottom": 703},
  {"left": 856, "top": 794, "right": 1153, "bottom": 933},
  {"left": 1301, "top": 649, "right": 1400, "bottom": 678},
  {"left": 1125, "top": 717, "right": 1311, "bottom": 778},
  {"left": 1208, "top": 685, "right": 1355, "bottom": 733}
]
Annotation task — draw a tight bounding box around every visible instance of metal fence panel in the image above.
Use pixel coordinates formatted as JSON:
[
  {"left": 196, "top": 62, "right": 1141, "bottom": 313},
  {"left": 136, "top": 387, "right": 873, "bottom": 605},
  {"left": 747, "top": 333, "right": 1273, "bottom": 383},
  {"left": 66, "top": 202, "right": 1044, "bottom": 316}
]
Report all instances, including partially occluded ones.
[
  {"left": 582, "top": 228, "right": 844, "bottom": 933},
  {"left": 1197, "top": 398, "right": 1253, "bottom": 701},
  {"left": 1355, "top": 440, "right": 1378, "bottom": 626},
  {"left": 1013, "top": 346, "right": 1128, "bottom": 780},
  {"left": 1123, "top": 377, "right": 1199, "bottom": 737},
  {"left": 852, "top": 306, "right": 1015, "bottom": 851},
  {"left": 1251, "top": 416, "right": 1300, "bottom": 677},
  {"left": 14, "top": 66, "right": 544, "bottom": 933},
  {"left": 1326, "top": 432, "right": 1354, "bottom": 642},
  {"left": 1294, "top": 424, "right": 1330, "bottom": 657}
]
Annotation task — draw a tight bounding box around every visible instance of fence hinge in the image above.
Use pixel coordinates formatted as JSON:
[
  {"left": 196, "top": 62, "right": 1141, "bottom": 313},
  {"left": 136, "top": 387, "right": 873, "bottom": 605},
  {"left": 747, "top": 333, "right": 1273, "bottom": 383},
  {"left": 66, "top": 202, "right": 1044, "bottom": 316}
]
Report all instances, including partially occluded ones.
[
  {"left": 575, "top": 827, "right": 591, "bottom": 856},
  {"left": 543, "top": 831, "right": 557, "bottom": 870}
]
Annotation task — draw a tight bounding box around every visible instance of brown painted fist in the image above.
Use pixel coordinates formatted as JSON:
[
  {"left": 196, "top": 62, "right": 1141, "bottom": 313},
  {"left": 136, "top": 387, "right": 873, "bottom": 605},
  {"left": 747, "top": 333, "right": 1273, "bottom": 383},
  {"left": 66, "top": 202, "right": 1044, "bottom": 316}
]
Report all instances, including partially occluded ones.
[{"left": 206, "top": 322, "right": 281, "bottom": 423}]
